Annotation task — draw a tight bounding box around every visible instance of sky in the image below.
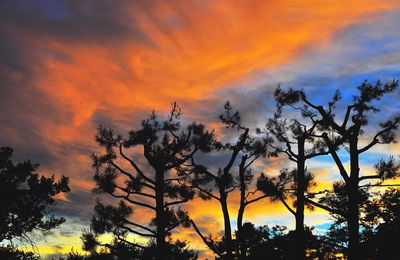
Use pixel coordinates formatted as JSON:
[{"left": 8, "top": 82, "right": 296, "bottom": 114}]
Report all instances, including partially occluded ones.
[{"left": 1, "top": 0, "right": 400, "bottom": 259}]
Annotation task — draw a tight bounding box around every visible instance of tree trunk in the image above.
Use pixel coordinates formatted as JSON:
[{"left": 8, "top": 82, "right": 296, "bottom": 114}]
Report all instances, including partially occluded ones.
[
  {"left": 347, "top": 138, "right": 360, "bottom": 260},
  {"left": 347, "top": 183, "right": 360, "bottom": 260},
  {"left": 295, "top": 138, "right": 306, "bottom": 260},
  {"left": 237, "top": 204, "right": 246, "bottom": 259},
  {"left": 237, "top": 156, "right": 247, "bottom": 259},
  {"left": 220, "top": 189, "right": 233, "bottom": 260},
  {"left": 155, "top": 169, "right": 166, "bottom": 260}
]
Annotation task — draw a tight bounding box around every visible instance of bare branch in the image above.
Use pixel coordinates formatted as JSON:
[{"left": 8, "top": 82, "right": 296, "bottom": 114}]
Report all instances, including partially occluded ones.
[
  {"left": 190, "top": 157, "right": 219, "bottom": 180},
  {"left": 223, "top": 128, "right": 249, "bottom": 175},
  {"left": 164, "top": 199, "right": 189, "bottom": 208},
  {"left": 341, "top": 105, "right": 355, "bottom": 129},
  {"left": 119, "top": 144, "right": 156, "bottom": 185},
  {"left": 115, "top": 235, "right": 146, "bottom": 249},
  {"left": 278, "top": 196, "right": 296, "bottom": 216},
  {"left": 116, "top": 185, "right": 155, "bottom": 199},
  {"left": 300, "top": 92, "right": 345, "bottom": 135},
  {"left": 358, "top": 120, "right": 399, "bottom": 154},
  {"left": 359, "top": 183, "right": 400, "bottom": 188},
  {"left": 245, "top": 194, "right": 269, "bottom": 205},
  {"left": 110, "top": 193, "right": 156, "bottom": 211},
  {"left": 358, "top": 175, "right": 381, "bottom": 182},
  {"left": 322, "top": 133, "right": 350, "bottom": 182},
  {"left": 244, "top": 155, "right": 260, "bottom": 170},
  {"left": 358, "top": 139, "right": 380, "bottom": 154},
  {"left": 190, "top": 219, "right": 221, "bottom": 257},
  {"left": 124, "top": 219, "right": 156, "bottom": 235},
  {"left": 119, "top": 225, "right": 156, "bottom": 237},
  {"left": 226, "top": 186, "right": 236, "bottom": 194},
  {"left": 193, "top": 185, "right": 220, "bottom": 201},
  {"left": 304, "top": 198, "right": 344, "bottom": 216},
  {"left": 305, "top": 150, "right": 329, "bottom": 159},
  {"left": 109, "top": 160, "right": 155, "bottom": 190}
]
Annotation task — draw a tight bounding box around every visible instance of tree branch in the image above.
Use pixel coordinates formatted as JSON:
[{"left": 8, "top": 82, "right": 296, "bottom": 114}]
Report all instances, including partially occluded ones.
[
  {"left": 223, "top": 128, "right": 249, "bottom": 175},
  {"left": 124, "top": 219, "right": 156, "bottom": 235},
  {"left": 358, "top": 175, "right": 381, "bottom": 182},
  {"left": 245, "top": 194, "right": 269, "bottom": 205},
  {"left": 305, "top": 198, "right": 344, "bottom": 216},
  {"left": 110, "top": 161, "right": 155, "bottom": 190},
  {"left": 305, "top": 150, "right": 329, "bottom": 159},
  {"left": 164, "top": 199, "right": 188, "bottom": 208},
  {"left": 166, "top": 221, "right": 182, "bottom": 233},
  {"left": 116, "top": 185, "right": 155, "bottom": 199},
  {"left": 278, "top": 196, "right": 296, "bottom": 216},
  {"left": 110, "top": 193, "right": 156, "bottom": 211},
  {"left": 341, "top": 105, "right": 355, "bottom": 130},
  {"left": 194, "top": 185, "right": 220, "bottom": 201},
  {"left": 190, "top": 157, "right": 219, "bottom": 180},
  {"left": 300, "top": 92, "right": 345, "bottom": 135},
  {"left": 190, "top": 219, "right": 221, "bottom": 257},
  {"left": 359, "top": 183, "right": 400, "bottom": 188},
  {"left": 119, "top": 144, "right": 155, "bottom": 185},
  {"left": 114, "top": 235, "right": 146, "bottom": 249},
  {"left": 357, "top": 120, "right": 400, "bottom": 154},
  {"left": 322, "top": 133, "right": 350, "bottom": 182},
  {"left": 119, "top": 225, "right": 156, "bottom": 237}
]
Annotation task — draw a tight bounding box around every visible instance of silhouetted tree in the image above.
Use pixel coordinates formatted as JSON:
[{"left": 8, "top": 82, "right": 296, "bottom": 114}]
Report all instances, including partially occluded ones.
[
  {"left": 362, "top": 187, "right": 400, "bottom": 259},
  {"left": 235, "top": 223, "right": 322, "bottom": 259},
  {"left": 180, "top": 102, "right": 273, "bottom": 259},
  {"left": 257, "top": 89, "right": 330, "bottom": 259},
  {"left": 91, "top": 103, "right": 212, "bottom": 260},
  {"left": 0, "top": 146, "right": 70, "bottom": 246},
  {"left": 236, "top": 142, "right": 275, "bottom": 259},
  {"left": 320, "top": 184, "right": 400, "bottom": 259},
  {"left": 180, "top": 102, "right": 245, "bottom": 259},
  {"left": 141, "top": 240, "right": 198, "bottom": 260},
  {"left": 273, "top": 80, "right": 400, "bottom": 259},
  {"left": 0, "top": 245, "right": 39, "bottom": 260},
  {"left": 219, "top": 102, "right": 276, "bottom": 259},
  {"left": 315, "top": 181, "right": 369, "bottom": 257},
  {"left": 77, "top": 232, "right": 197, "bottom": 260}
]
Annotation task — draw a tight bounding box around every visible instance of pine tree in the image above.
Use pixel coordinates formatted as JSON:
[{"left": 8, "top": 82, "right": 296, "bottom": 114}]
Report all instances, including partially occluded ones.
[{"left": 90, "top": 103, "right": 212, "bottom": 260}]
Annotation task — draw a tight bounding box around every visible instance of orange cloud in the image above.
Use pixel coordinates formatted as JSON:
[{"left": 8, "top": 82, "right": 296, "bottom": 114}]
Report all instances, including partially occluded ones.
[{"left": 18, "top": 0, "right": 398, "bottom": 147}]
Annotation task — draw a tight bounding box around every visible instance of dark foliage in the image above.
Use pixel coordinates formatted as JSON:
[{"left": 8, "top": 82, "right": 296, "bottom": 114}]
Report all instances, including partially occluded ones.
[
  {"left": 64, "top": 239, "right": 197, "bottom": 260},
  {"left": 362, "top": 188, "right": 400, "bottom": 259},
  {"left": 0, "top": 147, "right": 70, "bottom": 244},
  {"left": 0, "top": 245, "right": 39, "bottom": 260},
  {"left": 178, "top": 102, "right": 275, "bottom": 259},
  {"left": 271, "top": 80, "right": 400, "bottom": 259},
  {"left": 5, "top": 80, "right": 400, "bottom": 260},
  {"left": 90, "top": 103, "right": 212, "bottom": 260}
]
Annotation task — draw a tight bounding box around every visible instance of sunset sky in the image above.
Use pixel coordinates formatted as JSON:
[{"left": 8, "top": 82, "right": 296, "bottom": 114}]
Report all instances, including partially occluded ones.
[{"left": 1, "top": 1, "right": 400, "bottom": 259}]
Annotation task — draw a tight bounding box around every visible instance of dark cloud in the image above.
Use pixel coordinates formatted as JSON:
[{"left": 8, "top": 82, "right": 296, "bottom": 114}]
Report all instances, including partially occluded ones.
[
  {"left": 0, "top": 0, "right": 153, "bottom": 170},
  {"left": 0, "top": 42, "right": 60, "bottom": 165},
  {"left": 0, "top": 0, "right": 151, "bottom": 46},
  {"left": 52, "top": 189, "right": 96, "bottom": 223}
]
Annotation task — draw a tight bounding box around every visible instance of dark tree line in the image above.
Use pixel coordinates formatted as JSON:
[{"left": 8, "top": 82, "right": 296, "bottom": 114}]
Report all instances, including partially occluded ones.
[
  {"left": 1, "top": 80, "right": 399, "bottom": 260},
  {"left": 81, "top": 80, "right": 400, "bottom": 260}
]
